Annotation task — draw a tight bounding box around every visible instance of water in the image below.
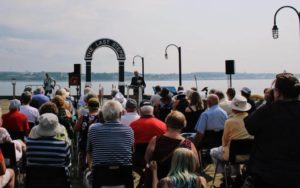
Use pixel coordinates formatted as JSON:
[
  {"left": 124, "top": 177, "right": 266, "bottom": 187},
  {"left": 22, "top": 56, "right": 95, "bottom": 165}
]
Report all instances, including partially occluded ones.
[{"left": 0, "top": 79, "right": 274, "bottom": 97}]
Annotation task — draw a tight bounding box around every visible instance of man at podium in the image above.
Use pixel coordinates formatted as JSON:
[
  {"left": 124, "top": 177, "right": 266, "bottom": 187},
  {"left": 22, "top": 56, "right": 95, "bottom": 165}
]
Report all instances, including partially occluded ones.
[{"left": 130, "top": 70, "right": 146, "bottom": 100}]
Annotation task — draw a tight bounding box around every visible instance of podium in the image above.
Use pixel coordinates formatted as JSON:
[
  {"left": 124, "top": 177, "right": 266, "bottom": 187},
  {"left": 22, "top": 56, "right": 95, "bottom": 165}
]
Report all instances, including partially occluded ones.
[{"left": 126, "top": 85, "right": 143, "bottom": 106}]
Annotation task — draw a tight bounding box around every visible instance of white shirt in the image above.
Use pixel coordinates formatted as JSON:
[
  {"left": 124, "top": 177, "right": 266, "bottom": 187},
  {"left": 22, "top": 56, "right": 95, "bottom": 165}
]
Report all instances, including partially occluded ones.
[
  {"left": 121, "top": 112, "right": 140, "bottom": 126},
  {"left": 20, "top": 104, "right": 40, "bottom": 123}
]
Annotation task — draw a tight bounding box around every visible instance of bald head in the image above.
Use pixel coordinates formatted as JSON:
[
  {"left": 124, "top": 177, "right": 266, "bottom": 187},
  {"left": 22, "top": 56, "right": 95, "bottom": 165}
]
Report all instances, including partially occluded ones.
[{"left": 207, "top": 94, "right": 219, "bottom": 107}]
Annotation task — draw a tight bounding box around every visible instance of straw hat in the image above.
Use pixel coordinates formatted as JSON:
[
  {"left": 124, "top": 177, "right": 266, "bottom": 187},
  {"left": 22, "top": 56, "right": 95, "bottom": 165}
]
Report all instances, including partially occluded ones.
[
  {"left": 230, "top": 95, "right": 251, "bottom": 112},
  {"left": 30, "top": 113, "right": 63, "bottom": 138}
]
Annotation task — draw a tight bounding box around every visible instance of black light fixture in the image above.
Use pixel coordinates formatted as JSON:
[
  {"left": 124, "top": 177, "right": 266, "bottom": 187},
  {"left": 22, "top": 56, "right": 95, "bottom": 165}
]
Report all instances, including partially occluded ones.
[
  {"left": 132, "top": 55, "right": 145, "bottom": 79},
  {"left": 165, "top": 44, "right": 182, "bottom": 86},
  {"left": 272, "top": 25, "right": 279, "bottom": 39},
  {"left": 272, "top": 6, "right": 300, "bottom": 39}
]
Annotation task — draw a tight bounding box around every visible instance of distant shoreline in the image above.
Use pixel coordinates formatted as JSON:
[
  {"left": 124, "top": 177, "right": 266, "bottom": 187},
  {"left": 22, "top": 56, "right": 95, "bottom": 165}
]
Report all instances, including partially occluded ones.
[{"left": 0, "top": 71, "right": 296, "bottom": 81}]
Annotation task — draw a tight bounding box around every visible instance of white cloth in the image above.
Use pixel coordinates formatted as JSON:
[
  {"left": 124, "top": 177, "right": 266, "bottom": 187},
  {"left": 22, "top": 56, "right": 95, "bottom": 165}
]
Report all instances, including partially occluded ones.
[
  {"left": 219, "top": 99, "right": 232, "bottom": 116},
  {"left": 20, "top": 104, "right": 40, "bottom": 123},
  {"left": 121, "top": 112, "right": 140, "bottom": 126}
]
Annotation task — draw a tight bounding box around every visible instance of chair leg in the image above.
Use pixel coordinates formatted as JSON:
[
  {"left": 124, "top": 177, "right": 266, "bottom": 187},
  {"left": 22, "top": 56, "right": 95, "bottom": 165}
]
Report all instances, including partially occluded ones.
[
  {"left": 224, "top": 164, "right": 228, "bottom": 188},
  {"left": 211, "top": 161, "right": 218, "bottom": 188}
]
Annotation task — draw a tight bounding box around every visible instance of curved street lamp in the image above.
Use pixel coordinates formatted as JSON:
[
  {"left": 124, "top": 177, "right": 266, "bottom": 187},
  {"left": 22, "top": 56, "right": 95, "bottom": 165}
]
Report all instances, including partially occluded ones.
[
  {"left": 11, "top": 78, "right": 16, "bottom": 99},
  {"left": 165, "top": 44, "right": 182, "bottom": 86},
  {"left": 132, "top": 55, "right": 144, "bottom": 79},
  {"left": 272, "top": 5, "right": 300, "bottom": 39}
]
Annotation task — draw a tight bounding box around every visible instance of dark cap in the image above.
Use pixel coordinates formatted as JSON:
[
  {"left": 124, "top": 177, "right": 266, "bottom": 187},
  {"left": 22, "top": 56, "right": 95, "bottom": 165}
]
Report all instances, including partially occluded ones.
[
  {"left": 241, "top": 87, "right": 251, "bottom": 95},
  {"left": 139, "top": 100, "right": 152, "bottom": 108},
  {"left": 126, "top": 98, "right": 137, "bottom": 109}
]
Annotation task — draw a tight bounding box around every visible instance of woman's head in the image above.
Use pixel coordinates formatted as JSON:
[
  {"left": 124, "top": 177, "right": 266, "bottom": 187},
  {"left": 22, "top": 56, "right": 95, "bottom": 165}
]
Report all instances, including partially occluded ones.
[
  {"left": 51, "top": 95, "right": 65, "bottom": 109},
  {"left": 189, "top": 91, "right": 203, "bottom": 109},
  {"left": 88, "top": 97, "right": 100, "bottom": 112},
  {"left": 39, "top": 102, "right": 58, "bottom": 115},
  {"left": 274, "top": 72, "right": 300, "bottom": 100},
  {"left": 165, "top": 111, "right": 186, "bottom": 130},
  {"left": 168, "top": 148, "right": 198, "bottom": 177}
]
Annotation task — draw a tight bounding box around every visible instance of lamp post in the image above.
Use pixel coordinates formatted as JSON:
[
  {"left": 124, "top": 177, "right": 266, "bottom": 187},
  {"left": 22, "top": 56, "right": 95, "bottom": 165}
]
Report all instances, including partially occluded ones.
[
  {"left": 11, "top": 78, "right": 16, "bottom": 99},
  {"left": 272, "top": 6, "right": 300, "bottom": 39},
  {"left": 132, "top": 55, "right": 145, "bottom": 79},
  {"left": 165, "top": 44, "right": 182, "bottom": 86}
]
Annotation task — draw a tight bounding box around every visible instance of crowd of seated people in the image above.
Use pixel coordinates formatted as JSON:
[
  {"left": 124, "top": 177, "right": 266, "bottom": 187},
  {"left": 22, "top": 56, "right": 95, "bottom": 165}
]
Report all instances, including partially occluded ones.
[{"left": 0, "top": 72, "right": 299, "bottom": 188}]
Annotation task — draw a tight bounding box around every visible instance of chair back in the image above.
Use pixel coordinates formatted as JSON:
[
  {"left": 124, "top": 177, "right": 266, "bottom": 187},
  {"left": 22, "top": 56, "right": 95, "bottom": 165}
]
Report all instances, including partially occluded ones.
[
  {"left": 229, "top": 139, "right": 253, "bottom": 164},
  {"left": 133, "top": 143, "right": 148, "bottom": 170},
  {"left": 92, "top": 165, "right": 133, "bottom": 188},
  {"left": 25, "top": 166, "right": 70, "bottom": 188},
  {"left": 200, "top": 130, "right": 223, "bottom": 149},
  {"left": 0, "top": 142, "right": 17, "bottom": 168},
  {"left": 8, "top": 131, "right": 26, "bottom": 141}
]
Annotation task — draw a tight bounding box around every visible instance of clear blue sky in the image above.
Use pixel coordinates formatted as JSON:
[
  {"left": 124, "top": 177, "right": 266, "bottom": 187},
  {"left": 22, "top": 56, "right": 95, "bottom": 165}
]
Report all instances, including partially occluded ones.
[{"left": 0, "top": 0, "right": 300, "bottom": 74}]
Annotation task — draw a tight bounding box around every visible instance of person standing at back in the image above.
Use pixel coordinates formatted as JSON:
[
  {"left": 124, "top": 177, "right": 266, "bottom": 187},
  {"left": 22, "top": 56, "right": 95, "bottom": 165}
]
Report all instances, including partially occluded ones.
[
  {"left": 43, "top": 73, "right": 56, "bottom": 96},
  {"left": 245, "top": 72, "right": 300, "bottom": 187}
]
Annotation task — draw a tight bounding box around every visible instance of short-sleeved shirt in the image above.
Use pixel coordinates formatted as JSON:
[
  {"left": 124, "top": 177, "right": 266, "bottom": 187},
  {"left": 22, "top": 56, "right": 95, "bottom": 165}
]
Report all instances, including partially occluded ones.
[
  {"left": 2, "top": 110, "right": 30, "bottom": 134},
  {"left": 87, "top": 122, "right": 134, "bottom": 166},
  {"left": 20, "top": 104, "right": 40, "bottom": 123},
  {"left": 195, "top": 105, "right": 228, "bottom": 134},
  {"left": 130, "top": 116, "right": 167, "bottom": 144}
]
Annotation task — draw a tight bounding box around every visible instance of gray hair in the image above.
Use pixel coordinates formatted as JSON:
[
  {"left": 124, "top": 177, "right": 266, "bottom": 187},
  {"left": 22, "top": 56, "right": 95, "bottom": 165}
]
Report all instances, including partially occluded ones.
[
  {"left": 140, "top": 105, "right": 154, "bottom": 116},
  {"left": 102, "top": 100, "right": 123, "bottom": 122}
]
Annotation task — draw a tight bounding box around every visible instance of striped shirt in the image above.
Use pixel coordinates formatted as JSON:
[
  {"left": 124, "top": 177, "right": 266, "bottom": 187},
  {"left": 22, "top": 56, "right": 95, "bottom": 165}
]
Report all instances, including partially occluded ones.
[
  {"left": 87, "top": 122, "right": 134, "bottom": 166},
  {"left": 26, "top": 137, "right": 71, "bottom": 167}
]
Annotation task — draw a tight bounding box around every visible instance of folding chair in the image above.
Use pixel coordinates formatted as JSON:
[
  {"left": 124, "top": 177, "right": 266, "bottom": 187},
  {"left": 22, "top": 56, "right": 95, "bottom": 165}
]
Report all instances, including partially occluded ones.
[
  {"left": 133, "top": 143, "right": 148, "bottom": 175},
  {"left": 211, "top": 139, "right": 253, "bottom": 188},
  {"left": 25, "top": 166, "right": 70, "bottom": 188},
  {"left": 0, "top": 142, "right": 22, "bottom": 187},
  {"left": 92, "top": 165, "right": 133, "bottom": 188},
  {"left": 199, "top": 130, "right": 223, "bottom": 167},
  {"left": 7, "top": 131, "right": 26, "bottom": 141}
]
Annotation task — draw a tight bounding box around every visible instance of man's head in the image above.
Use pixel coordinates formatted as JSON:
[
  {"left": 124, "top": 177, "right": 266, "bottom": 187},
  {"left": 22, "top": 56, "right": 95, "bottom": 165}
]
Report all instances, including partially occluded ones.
[
  {"left": 134, "top": 70, "right": 139, "bottom": 77},
  {"left": 139, "top": 101, "right": 154, "bottom": 116},
  {"left": 34, "top": 87, "right": 45, "bottom": 95},
  {"left": 21, "top": 91, "right": 32, "bottom": 105},
  {"left": 154, "top": 85, "right": 161, "bottom": 94},
  {"left": 241, "top": 87, "right": 251, "bottom": 98},
  {"left": 125, "top": 98, "right": 137, "bottom": 112},
  {"left": 274, "top": 72, "right": 300, "bottom": 100},
  {"left": 226, "top": 88, "right": 236, "bottom": 101},
  {"left": 9, "top": 99, "right": 21, "bottom": 111},
  {"left": 102, "top": 100, "right": 123, "bottom": 122},
  {"left": 207, "top": 94, "right": 219, "bottom": 107}
]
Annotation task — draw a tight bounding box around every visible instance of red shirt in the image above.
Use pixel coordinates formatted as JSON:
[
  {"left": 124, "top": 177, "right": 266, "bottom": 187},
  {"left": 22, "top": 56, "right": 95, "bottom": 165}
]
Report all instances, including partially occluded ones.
[
  {"left": 0, "top": 149, "right": 3, "bottom": 162},
  {"left": 2, "top": 110, "right": 30, "bottom": 134},
  {"left": 130, "top": 116, "right": 167, "bottom": 144}
]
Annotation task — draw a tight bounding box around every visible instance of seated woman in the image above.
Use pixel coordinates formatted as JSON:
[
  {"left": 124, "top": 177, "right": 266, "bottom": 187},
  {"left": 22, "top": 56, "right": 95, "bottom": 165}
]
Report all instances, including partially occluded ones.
[
  {"left": 0, "top": 148, "right": 15, "bottom": 188},
  {"left": 51, "top": 95, "right": 73, "bottom": 139},
  {"left": 150, "top": 148, "right": 207, "bottom": 188},
  {"left": 145, "top": 111, "right": 199, "bottom": 182},
  {"left": 184, "top": 91, "right": 205, "bottom": 133},
  {"left": 26, "top": 113, "right": 71, "bottom": 167}
]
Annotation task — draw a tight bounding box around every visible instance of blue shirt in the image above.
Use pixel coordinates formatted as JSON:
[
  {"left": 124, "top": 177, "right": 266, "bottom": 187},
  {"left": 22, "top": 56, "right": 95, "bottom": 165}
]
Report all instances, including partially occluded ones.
[{"left": 195, "top": 105, "right": 228, "bottom": 134}]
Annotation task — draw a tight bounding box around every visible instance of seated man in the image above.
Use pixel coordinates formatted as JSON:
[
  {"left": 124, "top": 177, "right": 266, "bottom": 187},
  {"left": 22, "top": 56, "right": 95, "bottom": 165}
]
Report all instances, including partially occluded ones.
[
  {"left": 121, "top": 98, "right": 140, "bottom": 126},
  {"left": 0, "top": 148, "right": 15, "bottom": 188},
  {"left": 86, "top": 100, "right": 134, "bottom": 187},
  {"left": 2, "top": 99, "right": 30, "bottom": 139},
  {"left": 210, "top": 95, "right": 253, "bottom": 173},
  {"left": 20, "top": 91, "right": 40, "bottom": 129},
  {"left": 194, "top": 94, "right": 228, "bottom": 149}
]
